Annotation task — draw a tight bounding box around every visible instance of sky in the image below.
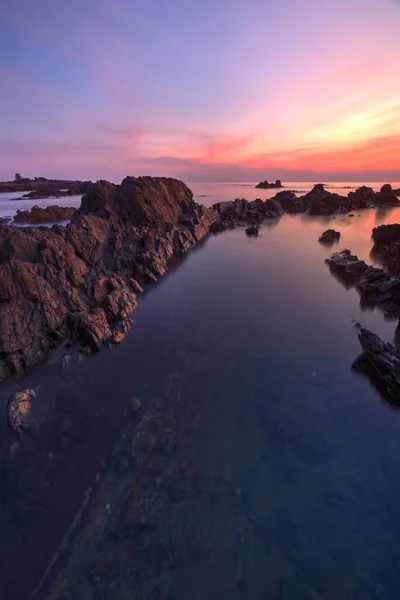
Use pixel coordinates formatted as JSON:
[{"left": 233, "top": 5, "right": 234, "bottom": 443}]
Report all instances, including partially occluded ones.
[{"left": 1, "top": 0, "right": 400, "bottom": 183}]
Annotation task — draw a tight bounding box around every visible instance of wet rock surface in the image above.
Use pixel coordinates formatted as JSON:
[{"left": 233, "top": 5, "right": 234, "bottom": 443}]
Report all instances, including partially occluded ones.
[
  {"left": 0, "top": 177, "right": 216, "bottom": 381},
  {"left": 319, "top": 229, "right": 340, "bottom": 244},
  {"left": 13, "top": 205, "right": 76, "bottom": 224},
  {"left": 357, "top": 328, "right": 400, "bottom": 403},
  {"left": 372, "top": 224, "right": 400, "bottom": 274},
  {"left": 326, "top": 249, "right": 400, "bottom": 317},
  {"left": 7, "top": 388, "right": 39, "bottom": 432}
]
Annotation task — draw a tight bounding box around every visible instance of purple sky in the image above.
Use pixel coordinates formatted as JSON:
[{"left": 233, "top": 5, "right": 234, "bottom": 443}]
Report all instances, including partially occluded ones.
[{"left": 1, "top": 0, "right": 400, "bottom": 182}]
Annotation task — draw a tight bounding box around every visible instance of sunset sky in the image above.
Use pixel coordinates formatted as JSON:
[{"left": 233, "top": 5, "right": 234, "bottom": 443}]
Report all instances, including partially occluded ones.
[{"left": 2, "top": 0, "right": 400, "bottom": 182}]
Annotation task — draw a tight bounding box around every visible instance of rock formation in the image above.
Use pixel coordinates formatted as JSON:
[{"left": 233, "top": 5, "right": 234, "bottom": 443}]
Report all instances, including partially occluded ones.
[
  {"left": 255, "top": 179, "right": 282, "bottom": 189},
  {"left": 319, "top": 229, "right": 340, "bottom": 244},
  {"left": 357, "top": 328, "right": 400, "bottom": 402},
  {"left": 0, "top": 177, "right": 216, "bottom": 381},
  {"left": 13, "top": 205, "right": 75, "bottom": 224},
  {"left": 212, "top": 197, "right": 283, "bottom": 230},
  {"left": 372, "top": 224, "right": 400, "bottom": 274},
  {"left": 326, "top": 249, "right": 400, "bottom": 317}
]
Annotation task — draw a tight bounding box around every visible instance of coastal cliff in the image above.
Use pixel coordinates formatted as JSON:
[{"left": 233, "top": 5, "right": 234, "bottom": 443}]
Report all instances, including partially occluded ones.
[{"left": 0, "top": 177, "right": 216, "bottom": 381}]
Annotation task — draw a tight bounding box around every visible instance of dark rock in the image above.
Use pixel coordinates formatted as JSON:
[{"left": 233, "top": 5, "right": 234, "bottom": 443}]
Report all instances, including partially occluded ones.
[
  {"left": 212, "top": 197, "right": 282, "bottom": 230},
  {"left": 302, "top": 184, "right": 350, "bottom": 215},
  {"left": 0, "top": 217, "right": 11, "bottom": 225},
  {"left": 358, "top": 328, "right": 400, "bottom": 402},
  {"left": 8, "top": 388, "right": 39, "bottom": 432},
  {"left": 13, "top": 205, "right": 75, "bottom": 224},
  {"left": 255, "top": 179, "right": 282, "bottom": 189},
  {"left": 372, "top": 224, "right": 400, "bottom": 246},
  {"left": 325, "top": 250, "right": 369, "bottom": 283},
  {"left": 245, "top": 225, "right": 259, "bottom": 236},
  {"left": 319, "top": 229, "right": 340, "bottom": 244},
  {"left": 349, "top": 213, "right": 355, "bottom": 217},
  {"left": 0, "top": 176, "right": 217, "bottom": 380},
  {"left": 272, "top": 190, "right": 306, "bottom": 213},
  {"left": 347, "top": 186, "right": 375, "bottom": 209},
  {"left": 326, "top": 249, "right": 400, "bottom": 316},
  {"left": 381, "top": 184, "right": 393, "bottom": 194}
]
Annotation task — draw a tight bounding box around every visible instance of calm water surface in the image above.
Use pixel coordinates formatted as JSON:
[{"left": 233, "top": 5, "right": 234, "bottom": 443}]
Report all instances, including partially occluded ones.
[{"left": 2, "top": 206, "right": 400, "bottom": 599}]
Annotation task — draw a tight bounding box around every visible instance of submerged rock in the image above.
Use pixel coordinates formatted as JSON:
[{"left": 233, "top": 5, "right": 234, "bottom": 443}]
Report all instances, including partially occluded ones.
[
  {"left": 358, "top": 328, "right": 400, "bottom": 402},
  {"left": 13, "top": 205, "right": 76, "bottom": 224},
  {"left": 8, "top": 388, "right": 39, "bottom": 432},
  {"left": 319, "top": 229, "right": 340, "bottom": 244},
  {"left": 245, "top": 225, "right": 259, "bottom": 236}
]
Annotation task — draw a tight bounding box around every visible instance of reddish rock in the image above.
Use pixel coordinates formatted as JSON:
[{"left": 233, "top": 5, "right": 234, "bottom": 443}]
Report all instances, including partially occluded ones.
[
  {"left": 13, "top": 205, "right": 75, "bottom": 224},
  {"left": 0, "top": 177, "right": 217, "bottom": 380}
]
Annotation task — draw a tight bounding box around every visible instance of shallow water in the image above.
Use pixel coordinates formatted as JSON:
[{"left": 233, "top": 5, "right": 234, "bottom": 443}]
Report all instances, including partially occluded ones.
[
  {"left": 0, "top": 192, "right": 82, "bottom": 224},
  {"left": 2, "top": 208, "right": 400, "bottom": 599}
]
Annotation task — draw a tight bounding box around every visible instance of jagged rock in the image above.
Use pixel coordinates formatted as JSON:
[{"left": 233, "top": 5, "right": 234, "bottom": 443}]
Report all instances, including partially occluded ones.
[
  {"left": 347, "top": 186, "right": 375, "bottom": 209},
  {"left": 302, "top": 184, "right": 350, "bottom": 215},
  {"left": 326, "top": 249, "right": 400, "bottom": 316},
  {"left": 358, "top": 328, "right": 400, "bottom": 402},
  {"left": 0, "top": 177, "right": 217, "bottom": 380},
  {"left": 8, "top": 388, "right": 39, "bottom": 432},
  {"left": 13, "top": 205, "right": 75, "bottom": 224},
  {"left": 319, "top": 229, "right": 340, "bottom": 244},
  {"left": 273, "top": 190, "right": 305, "bottom": 213},
  {"left": 325, "top": 249, "right": 368, "bottom": 283},
  {"left": 245, "top": 225, "right": 259, "bottom": 236},
  {"left": 0, "top": 217, "right": 11, "bottom": 225},
  {"left": 213, "top": 197, "right": 282, "bottom": 229},
  {"left": 255, "top": 179, "right": 282, "bottom": 189}
]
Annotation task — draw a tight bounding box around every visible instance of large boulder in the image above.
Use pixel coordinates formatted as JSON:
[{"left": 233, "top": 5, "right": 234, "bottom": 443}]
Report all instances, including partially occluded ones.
[{"left": 319, "top": 229, "right": 340, "bottom": 244}]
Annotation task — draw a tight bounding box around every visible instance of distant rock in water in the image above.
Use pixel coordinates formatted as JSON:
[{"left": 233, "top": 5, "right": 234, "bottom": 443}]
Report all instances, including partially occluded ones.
[
  {"left": 13, "top": 205, "right": 76, "bottom": 224},
  {"left": 245, "top": 224, "right": 259, "bottom": 236},
  {"left": 357, "top": 328, "right": 400, "bottom": 403},
  {"left": 319, "top": 229, "right": 340, "bottom": 244},
  {"left": 0, "top": 176, "right": 216, "bottom": 381},
  {"left": 212, "top": 197, "right": 283, "bottom": 230},
  {"left": 255, "top": 179, "right": 282, "bottom": 189}
]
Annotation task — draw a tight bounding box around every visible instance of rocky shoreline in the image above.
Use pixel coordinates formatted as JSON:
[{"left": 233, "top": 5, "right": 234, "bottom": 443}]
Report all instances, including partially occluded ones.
[{"left": 1, "top": 177, "right": 400, "bottom": 384}]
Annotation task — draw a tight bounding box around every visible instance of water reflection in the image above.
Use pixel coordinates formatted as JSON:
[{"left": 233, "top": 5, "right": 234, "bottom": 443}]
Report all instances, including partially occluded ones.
[{"left": 3, "top": 210, "right": 400, "bottom": 599}]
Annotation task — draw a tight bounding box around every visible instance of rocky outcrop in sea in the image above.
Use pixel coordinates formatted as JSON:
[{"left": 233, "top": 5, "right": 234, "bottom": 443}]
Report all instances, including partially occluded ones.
[
  {"left": 0, "top": 177, "right": 216, "bottom": 381},
  {"left": 255, "top": 179, "right": 282, "bottom": 189}
]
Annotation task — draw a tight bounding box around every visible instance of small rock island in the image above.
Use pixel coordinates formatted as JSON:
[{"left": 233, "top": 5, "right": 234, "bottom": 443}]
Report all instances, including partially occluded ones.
[{"left": 255, "top": 179, "right": 283, "bottom": 189}]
